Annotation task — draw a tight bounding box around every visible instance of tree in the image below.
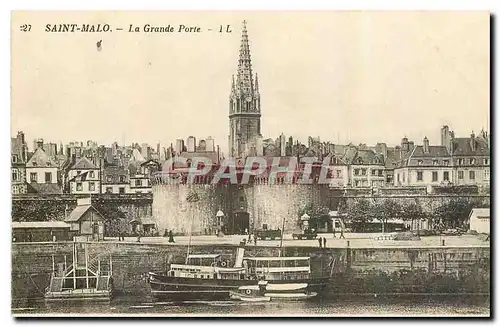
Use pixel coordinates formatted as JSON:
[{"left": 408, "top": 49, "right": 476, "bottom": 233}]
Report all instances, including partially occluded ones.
[
  {"left": 374, "top": 199, "right": 401, "bottom": 233},
  {"left": 401, "top": 201, "right": 425, "bottom": 231},
  {"left": 347, "top": 198, "right": 373, "bottom": 232},
  {"left": 433, "top": 197, "right": 483, "bottom": 229}
]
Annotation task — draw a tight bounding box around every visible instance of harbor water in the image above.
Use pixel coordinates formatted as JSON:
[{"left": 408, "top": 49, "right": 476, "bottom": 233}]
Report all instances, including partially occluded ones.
[{"left": 12, "top": 294, "right": 490, "bottom": 317}]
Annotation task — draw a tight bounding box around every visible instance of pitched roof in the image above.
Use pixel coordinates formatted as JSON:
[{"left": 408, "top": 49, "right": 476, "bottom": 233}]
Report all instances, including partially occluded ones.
[
  {"left": 26, "top": 148, "right": 57, "bottom": 168},
  {"left": 469, "top": 208, "right": 490, "bottom": 218},
  {"left": 71, "top": 157, "right": 97, "bottom": 170},
  {"left": 452, "top": 137, "right": 489, "bottom": 156},
  {"left": 12, "top": 221, "right": 70, "bottom": 229},
  {"left": 27, "top": 183, "right": 62, "bottom": 194},
  {"left": 411, "top": 145, "right": 450, "bottom": 158},
  {"left": 65, "top": 204, "right": 103, "bottom": 222}
]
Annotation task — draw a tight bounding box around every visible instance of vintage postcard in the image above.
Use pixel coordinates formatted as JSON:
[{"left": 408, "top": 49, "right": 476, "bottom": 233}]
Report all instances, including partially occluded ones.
[{"left": 11, "top": 11, "right": 490, "bottom": 317}]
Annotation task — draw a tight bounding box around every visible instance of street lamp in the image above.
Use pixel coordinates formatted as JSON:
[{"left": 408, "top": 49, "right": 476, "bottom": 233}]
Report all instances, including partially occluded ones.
[
  {"left": 301, "top": 213, "right": 310, "bottom": 231},
  {"left": 216, "top": 210, "right": 224, "bottom": 236}
]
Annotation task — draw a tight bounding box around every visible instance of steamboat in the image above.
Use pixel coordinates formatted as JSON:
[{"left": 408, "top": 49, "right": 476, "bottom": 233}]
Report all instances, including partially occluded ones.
[{"left": 148, "top": 246, "right": 329, "bottom": 301}]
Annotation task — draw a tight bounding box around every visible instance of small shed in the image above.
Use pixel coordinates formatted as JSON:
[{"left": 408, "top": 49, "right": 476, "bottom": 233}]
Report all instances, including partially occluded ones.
[
  {"left": 12, "top": 221, "right": 71, "bottom": 242},
  {"left": 65, "top": 198, "right": 105, "bottom": 241},
  {"left": 468, "top": 208, "right": 490, "bottom": 234}
]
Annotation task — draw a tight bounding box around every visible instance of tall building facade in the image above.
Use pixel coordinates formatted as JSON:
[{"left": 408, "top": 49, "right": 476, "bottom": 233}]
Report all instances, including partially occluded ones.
[{"left": 228, "top": 21, "right": 262, "bottom": 158}]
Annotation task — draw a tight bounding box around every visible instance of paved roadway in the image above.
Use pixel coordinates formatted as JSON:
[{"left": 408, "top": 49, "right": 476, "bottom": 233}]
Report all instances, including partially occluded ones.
[{"left": 110, "top": 233, "right": 489, "bottom": 248}]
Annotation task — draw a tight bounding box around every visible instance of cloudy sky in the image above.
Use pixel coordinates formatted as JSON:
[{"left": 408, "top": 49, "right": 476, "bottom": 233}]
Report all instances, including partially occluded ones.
[{"left": 11, "top": 11, "right": 489, "bottom": 154}]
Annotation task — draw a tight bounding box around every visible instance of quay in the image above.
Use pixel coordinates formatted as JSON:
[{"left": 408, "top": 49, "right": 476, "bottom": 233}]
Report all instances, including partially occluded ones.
[{"left": 12, "top": 233, "right": 490, "bottom": 301}]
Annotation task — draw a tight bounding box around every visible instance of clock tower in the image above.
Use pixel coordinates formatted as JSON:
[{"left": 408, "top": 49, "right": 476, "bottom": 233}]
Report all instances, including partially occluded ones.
[{"left": 228, "top": 20, "right": 261, "bottom": 158}]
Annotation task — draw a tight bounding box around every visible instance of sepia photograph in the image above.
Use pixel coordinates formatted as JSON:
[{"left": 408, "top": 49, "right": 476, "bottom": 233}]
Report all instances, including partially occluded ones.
[{"left": 10, "top": 10, "right": 490, "bottom": 317}]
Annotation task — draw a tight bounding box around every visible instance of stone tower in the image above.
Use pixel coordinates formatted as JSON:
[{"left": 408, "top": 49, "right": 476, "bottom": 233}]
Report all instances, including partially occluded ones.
[{"left": 228, "top": 21, "right": 261, "bottom": 158}]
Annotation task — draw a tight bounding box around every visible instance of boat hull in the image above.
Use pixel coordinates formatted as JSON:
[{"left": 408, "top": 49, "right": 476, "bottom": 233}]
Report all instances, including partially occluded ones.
[{"left": 148, "top": 272, "right": 329, "bottom": 301}]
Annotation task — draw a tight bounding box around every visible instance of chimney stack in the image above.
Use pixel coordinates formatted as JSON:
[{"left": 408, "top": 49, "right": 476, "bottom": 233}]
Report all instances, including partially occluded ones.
[
  {"left": 423, "top": 137, "right": 430, "bottom": 154},
  {"left": 470, "top": 131, "right": 476, "bottom": 152}
]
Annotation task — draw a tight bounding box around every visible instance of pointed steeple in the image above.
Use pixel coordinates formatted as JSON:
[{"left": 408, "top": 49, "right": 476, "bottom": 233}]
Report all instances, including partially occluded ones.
[
  {"left": 230, "top": 74, "right": 236, "bottom": 96},
  {"left": 255, "top": 73, "right": 259, "bottom": 95},
  {"left": 236, "top": 20, "right": 254, "bottom": 96}
]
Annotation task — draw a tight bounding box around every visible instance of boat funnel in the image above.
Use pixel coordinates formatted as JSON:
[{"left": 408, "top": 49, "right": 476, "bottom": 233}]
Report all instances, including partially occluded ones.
[{"left": 234, "top": 247, "right": 245, "bottom": 268}]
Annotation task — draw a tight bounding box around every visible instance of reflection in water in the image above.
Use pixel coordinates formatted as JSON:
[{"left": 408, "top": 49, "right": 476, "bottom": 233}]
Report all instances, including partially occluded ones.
[{"left": 12, "top": 294, "right": 490, "bottom": 317}]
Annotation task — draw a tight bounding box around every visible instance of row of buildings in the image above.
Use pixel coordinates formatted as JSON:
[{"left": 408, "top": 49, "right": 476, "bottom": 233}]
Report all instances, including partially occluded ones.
[{"left": 11, "top": 124, "right": 490, "bottom": 196}]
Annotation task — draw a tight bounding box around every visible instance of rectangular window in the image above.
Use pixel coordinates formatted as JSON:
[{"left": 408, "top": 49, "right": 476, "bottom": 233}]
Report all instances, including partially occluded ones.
[
  {"left": 30, "top": 172, "right": 37, "bottom": 182},
  {"left": 12, "top": 171, "right": 18, "bottom": 181},
  {"left": 45, "top": 172, "right": 52, "bottom": 183},
  {"left": 469, "top": 171, "right": 475, "bottom": 180},
  {"left": 12, "top": 155, "right": 18, "bottom": 163},
  {"left": 458, "top": 171, "right": 464, "bottom": 179},
  {"left": 378, "top": 170, "right": 383, "bottom": 176},
  {"left": 354, "top": 169, "right": 359, "bottom": 176},
  {"left": 458, "top": 158, "right": 464, "bottom": 165},
  {"left": 371, "top": 169, "right": 376, "bottom": 175},
  {"left": 397, "top": 174, "right": 400, "bottom": 182},
  {"left": 106, "top": 187, "right": 113, "bottom": 193},
  {"left": 135, "top": 179, "right": 141, "bottom": 187},
  {"left": 484, "top": 170, "right": 490, "bottom": 180},
  {"left": 361, "top": 169, "right": 366, "bottom": 176},
  {"left": 484, "top": 158, "right": 489, "bottom": 165},
  {"left": 89, "top": 182, "right": 95, "bottom": 191},
  {"left": 76, "top": 182, "right": 83, "bottom": 191},
  {"left": 336, "top": 170, "right": 342, "bottom": 178},
  {"left": 89, "top": 171, "right": 95, "bottom": 178},
  {"left": 120, "top": 176, "right": 126, "bottom": 183},
  {"left": 443, "top": 160, "right": 449, "bottom": 166},
  {"left": 443, "top": 171, "right": 449, "bottom": 181},
  {"left": 432, "top": 160, "right": 438, "bottom": 166},
  {"left": 119, "top": 187, "right": 125, "bottom": 194},
  {"left": 432, "top": 171, "right": 438, "bottom": 182},
  {"left": 402, "top": 172, "right": 406, "bottom": 182},
  {"left": 417, "top": 171, "right": 423, "bottom": 181},
  {"left": 469, "top": 158, "right": 475, "bottom": 165}
]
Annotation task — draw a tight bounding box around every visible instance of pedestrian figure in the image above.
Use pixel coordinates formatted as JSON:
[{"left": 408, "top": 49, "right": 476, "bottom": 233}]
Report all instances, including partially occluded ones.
[
  {"left": 168, "top": 230, "right": 175, "bottom": 243},
  {"left": 318, "top": 237, "right": 322, "bottom": 248},
  {"left": 323, "top": 237, "right": 327, "bottom": 248},
  {"left": 340, "top": 228, "right": 345, "bottom": 239}
]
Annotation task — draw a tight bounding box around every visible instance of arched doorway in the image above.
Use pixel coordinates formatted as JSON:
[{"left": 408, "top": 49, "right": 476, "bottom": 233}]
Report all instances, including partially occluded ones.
[{"left": 229, "top": 211, "right": 250, "bottom": 235}]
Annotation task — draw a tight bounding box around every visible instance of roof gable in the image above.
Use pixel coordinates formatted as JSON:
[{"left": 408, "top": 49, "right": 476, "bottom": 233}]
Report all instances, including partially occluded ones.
[
  {"left": 65, "top": 204, "right": 104, "bottom": 222},
  {"left": 71, "top": 157, "right": 97, "bottom": 170},
  {"left": 26, "top": 148, "right": 57, "bottom": 168}
]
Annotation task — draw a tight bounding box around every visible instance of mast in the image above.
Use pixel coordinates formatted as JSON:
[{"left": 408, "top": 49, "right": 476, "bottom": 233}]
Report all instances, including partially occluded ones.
[{"left": 185, "top": 190, "right": 200, "bottom": 264}]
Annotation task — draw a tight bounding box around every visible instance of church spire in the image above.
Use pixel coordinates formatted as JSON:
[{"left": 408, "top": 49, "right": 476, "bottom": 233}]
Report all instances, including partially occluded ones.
[
  {"left": 255, "top": 73, "right": 259, "bottom": 95},
  {"left": 236, "top": 20, "right": 254, "bottom": 96}
]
